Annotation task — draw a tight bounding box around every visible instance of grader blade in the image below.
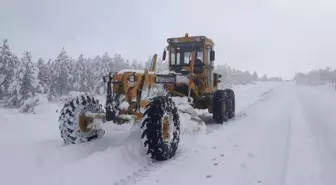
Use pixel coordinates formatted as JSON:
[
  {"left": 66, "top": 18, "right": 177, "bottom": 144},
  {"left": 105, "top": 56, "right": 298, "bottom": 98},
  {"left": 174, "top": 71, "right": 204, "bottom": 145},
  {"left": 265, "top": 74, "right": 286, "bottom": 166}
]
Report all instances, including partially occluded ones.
[{"left": 171, "top": 97, "right": 206, "bottom": 127}]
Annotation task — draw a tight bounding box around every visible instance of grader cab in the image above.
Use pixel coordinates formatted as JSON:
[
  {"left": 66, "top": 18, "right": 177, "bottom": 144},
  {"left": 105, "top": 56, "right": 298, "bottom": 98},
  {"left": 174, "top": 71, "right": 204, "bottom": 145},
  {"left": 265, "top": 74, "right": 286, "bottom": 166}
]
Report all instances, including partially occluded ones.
[
  {"left": 161, "top": 33, "right": 233, "bottom": 118},
  {"left": 57, "top": 33, "right": 235, "bottom": 162}
]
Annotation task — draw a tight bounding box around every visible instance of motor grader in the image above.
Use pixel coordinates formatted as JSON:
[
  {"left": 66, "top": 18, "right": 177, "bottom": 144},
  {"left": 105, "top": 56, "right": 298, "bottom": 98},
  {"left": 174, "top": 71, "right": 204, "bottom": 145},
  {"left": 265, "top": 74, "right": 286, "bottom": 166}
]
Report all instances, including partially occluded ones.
[{"left": 58, "top": 33, "right": 235, "bottom": 161}]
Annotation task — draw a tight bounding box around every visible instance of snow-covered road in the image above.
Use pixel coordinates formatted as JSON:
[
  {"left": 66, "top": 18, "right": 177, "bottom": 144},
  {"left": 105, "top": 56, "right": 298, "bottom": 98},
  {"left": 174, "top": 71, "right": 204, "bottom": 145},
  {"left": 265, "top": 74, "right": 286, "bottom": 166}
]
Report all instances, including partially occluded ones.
[{"left": 1, "top": 82, "right": 336, "bottom": 185}]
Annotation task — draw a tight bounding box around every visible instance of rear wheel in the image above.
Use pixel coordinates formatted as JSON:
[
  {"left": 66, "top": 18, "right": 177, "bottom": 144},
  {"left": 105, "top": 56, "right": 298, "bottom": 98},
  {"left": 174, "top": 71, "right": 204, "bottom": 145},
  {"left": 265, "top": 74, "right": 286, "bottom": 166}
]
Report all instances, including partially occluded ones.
[
  {"left": 58, "top": 95, "right": 105, "bottom": 144},
  {"left": 140, "top": 96, "right": 180, "bottom": 161},
  {"left": 212, "top": 90, "right": 229, "bottom": 123},
  {"left": 224, "top": 88, "right": 235, "bottom": 119}
]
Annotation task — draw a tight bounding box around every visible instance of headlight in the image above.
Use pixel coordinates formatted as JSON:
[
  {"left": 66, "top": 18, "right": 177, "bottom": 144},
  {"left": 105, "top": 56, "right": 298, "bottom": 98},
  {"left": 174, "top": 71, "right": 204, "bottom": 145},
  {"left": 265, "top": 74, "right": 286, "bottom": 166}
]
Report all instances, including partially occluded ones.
[{"left": 155, "top": 75, "right": 176, "bottom": 83}]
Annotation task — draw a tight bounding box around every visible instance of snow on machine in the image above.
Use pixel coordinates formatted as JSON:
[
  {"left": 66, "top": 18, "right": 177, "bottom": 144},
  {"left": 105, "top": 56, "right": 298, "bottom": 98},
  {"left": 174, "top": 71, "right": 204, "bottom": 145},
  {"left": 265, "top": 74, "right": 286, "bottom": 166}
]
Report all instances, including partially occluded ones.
[{"left": 58, "top": 33, "right": 236, "bottom": 161}]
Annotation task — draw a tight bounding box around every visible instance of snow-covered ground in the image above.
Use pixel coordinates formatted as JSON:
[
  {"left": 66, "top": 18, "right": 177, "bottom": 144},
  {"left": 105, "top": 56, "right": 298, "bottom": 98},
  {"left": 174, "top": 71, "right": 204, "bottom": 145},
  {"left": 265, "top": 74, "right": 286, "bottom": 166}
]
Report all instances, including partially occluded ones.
[{"left": 1, "top": 82, "right": 336, "bottom": 185}]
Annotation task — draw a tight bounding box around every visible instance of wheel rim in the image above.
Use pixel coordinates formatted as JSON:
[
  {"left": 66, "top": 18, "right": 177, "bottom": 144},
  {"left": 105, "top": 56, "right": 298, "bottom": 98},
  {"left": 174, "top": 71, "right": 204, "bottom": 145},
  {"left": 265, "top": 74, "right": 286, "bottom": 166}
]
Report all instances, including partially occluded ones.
[
  {"left": 79, "top": 116, "right": 93, "bottom": 132},
  {"left": 223, "top": 101, "right": 226, "bottom": 112},
  {"left": 162, "top": 113, "right": 173, "bottom": 142}
]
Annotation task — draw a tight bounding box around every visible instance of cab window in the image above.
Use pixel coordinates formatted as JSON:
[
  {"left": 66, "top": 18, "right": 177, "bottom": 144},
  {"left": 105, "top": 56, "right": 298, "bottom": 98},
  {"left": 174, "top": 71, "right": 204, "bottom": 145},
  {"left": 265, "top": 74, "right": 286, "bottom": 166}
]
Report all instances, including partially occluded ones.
[{"left": 169, "top": 42, "right": 204, "bottom": 66}]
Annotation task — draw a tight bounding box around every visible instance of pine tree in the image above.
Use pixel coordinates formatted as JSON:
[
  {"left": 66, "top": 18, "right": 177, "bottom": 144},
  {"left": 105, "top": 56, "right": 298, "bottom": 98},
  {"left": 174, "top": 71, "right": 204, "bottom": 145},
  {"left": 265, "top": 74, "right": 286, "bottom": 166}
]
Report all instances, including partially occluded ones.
[
  {"left": 138, "top": 62, "right": 144, "bottom": 70},
  {"left": 6, "top": 52, "right": 41, "bottom": 107},
  {"left": 89, "top": 56, "right": 102, "bottom": 94},
  {"left": 94, "top": 55, "right": 111, "bottom": 95},
  {"left": 74, "top": 55, "right": 104, "bottom": 95},
  {"left": 73, "top": 54, "right": 85, "bottom": 92},
  {"left": 37, "top": 58, "right": 50, "bottom": 94},
  {"left": 101, "top": 52, "right": 112, "bottom": 73},
  {"left": 131, "top": 59, "right": 138, "bottom": 69},
  {"left": 112, "top": 53, "right": 128, "bottom": 72},
  {"left": 0, "top": 39, "right": 15, "bottom": 99},
  {"left": 50, "top": 48, "right": 74, "bottom": 97},
  {"left": 261, "top": 74, "right": 268, "bottom": 81},
  {"left": 144, "top": 56, "right": 153, "bottom": 70},
  {"left": 252, "top": 71, "right": 258, "bottom": 81}
]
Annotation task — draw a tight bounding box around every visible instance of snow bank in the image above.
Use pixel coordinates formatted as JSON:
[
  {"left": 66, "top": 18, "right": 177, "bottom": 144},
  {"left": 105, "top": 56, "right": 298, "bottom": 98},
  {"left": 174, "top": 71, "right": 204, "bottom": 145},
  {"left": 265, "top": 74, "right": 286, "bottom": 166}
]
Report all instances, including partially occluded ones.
[
  {"left": 19, "top": 94, "right": 48, "bottom": 113},
  {"left": 59, "top": 91, "right": 87, "bottom": 103}
]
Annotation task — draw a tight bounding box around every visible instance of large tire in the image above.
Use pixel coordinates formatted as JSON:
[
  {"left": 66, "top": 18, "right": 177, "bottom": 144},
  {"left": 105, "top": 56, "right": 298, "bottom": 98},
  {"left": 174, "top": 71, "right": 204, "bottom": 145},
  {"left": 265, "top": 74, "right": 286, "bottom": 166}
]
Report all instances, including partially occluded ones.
[
  {"left": 140, "top": 96, "right": 180, "bottom": 161},
  {"left": 58, "top": 95, "right": 105, "bottom": 144},
  {"left": 224, "top": 88, "right": 235, "bottom": 119},
  {"left": 212, "top": 90, "right": 229, "bottom": 123}
]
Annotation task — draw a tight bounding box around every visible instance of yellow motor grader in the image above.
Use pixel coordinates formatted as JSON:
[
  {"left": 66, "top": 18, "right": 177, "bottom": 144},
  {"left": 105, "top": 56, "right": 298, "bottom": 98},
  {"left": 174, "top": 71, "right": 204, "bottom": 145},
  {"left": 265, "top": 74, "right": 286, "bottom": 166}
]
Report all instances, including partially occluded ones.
[{"left": 58, "top": 33, "right": 235, "bottom": 161}]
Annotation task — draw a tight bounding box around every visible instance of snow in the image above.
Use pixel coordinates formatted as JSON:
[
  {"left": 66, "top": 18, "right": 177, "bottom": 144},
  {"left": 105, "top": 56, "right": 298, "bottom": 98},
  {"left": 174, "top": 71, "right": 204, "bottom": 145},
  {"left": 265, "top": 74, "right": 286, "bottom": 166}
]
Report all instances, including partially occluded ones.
[
  {"left": 0, "top": 74, "right": 5, "bottom": 84},
  {"left": 117, "top": 69, "right": 145, "bottom": 74},
  {"left": 118, "top": 114, "right": 135, "bottom": 120},
  {"left": 117, "top": 69, "right": 156, "bottom": 75},
  {"left": 2, "top": 81, "right": 336, "bottom": 185},
  {"left": 60, "top": 91, "right": 86, "bottom": 103},
  {"left": 119, "top": 101, "right": 130, "bottom": 109},
  {"left": 19, "top": 93, "right": 48, "bottom": 113}
]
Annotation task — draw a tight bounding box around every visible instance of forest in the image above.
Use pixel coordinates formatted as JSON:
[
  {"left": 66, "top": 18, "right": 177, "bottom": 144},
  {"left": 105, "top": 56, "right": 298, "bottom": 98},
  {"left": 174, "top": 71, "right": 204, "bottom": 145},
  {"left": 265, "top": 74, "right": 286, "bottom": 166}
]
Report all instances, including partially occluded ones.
[
  {"left": 0, "top": 39, "right": 283, "bottom": 111},
  {"left": 293, "top": 67, "right": 336, "bottom": 85}
]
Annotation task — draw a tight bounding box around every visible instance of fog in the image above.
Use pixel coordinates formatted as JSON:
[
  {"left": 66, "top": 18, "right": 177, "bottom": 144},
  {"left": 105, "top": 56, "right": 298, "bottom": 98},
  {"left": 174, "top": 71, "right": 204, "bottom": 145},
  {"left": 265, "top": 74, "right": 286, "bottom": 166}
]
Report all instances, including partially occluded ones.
[{"left": 1, "top": 0, "right": 336, "bottom": 79}]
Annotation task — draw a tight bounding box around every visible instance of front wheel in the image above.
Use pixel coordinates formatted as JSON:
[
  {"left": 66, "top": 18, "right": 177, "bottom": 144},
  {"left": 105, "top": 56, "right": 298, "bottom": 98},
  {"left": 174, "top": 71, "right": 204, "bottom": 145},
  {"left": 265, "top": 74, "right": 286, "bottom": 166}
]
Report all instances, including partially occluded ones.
[
  {"left": 58, "top": 95, "right": 105, "bottom": 144},
  {"left": 140, "top": 96, "right": 180, "bottom": 161}
]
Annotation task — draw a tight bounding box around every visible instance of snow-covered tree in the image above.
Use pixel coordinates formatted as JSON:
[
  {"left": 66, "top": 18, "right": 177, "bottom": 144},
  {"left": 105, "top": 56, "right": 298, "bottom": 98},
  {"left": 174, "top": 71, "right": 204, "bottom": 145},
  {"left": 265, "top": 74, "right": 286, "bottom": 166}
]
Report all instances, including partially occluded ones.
[
  {"left": 252, "top": 71, "right": 258, "bottom": 81},
  {"left": 2, "top": 39, "right": 286, "bottom": 110},
  {"left": 138, "top": 62, "right": 144, "bottom": 70},
  {"left": 73, "top": 54, "right": 85, "bottom": 91},
  {"left": 37, "top": 58, "right": 50, "bottom": 94},
  {"left": 130, "top": 59, "right": 138, "bottom": 69},
  {"left": 6, "top": 52, "right": 41, "bottom": 107},
  {"left": 144, "top": 56, "right": 153, "bottom": 70},
  {"left": 111, "top": 53, "right": 129, "bottom": 72},
  {"left": 294, "top": 66, "right": 336, "bottom": 85},
  {"left": 260, "top": 74, "right": 268, "bottom": 81},
  {"left": 101, "top": 52, "right": 112, "bottom": 73},
  {"left": 0, "top": 39, "right": 15, "bottom": 98},
  {"left": 49, "top": 48, "right": 74, "bottom": 97}
]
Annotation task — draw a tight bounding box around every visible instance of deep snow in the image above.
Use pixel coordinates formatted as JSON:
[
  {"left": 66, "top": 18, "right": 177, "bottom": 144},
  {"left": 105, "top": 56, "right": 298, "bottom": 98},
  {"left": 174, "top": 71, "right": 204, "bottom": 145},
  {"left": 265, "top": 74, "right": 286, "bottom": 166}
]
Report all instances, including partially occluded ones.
[{"left": 1, "top": 82, "right": 335, "bottom": 185}]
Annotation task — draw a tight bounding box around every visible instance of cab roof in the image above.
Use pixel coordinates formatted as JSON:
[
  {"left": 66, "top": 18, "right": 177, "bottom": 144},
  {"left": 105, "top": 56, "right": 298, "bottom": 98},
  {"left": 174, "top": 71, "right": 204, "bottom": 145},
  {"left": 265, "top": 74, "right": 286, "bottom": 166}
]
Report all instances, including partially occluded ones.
[{"left": 167, "top": 33, "right": 214, "bottom": 46}]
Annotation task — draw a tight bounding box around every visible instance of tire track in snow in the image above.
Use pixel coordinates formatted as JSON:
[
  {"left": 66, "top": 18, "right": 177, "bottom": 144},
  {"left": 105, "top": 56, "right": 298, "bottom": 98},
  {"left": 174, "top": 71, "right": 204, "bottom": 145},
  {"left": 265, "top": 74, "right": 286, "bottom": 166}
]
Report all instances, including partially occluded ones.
[
  {"left": 112, "top": 151, "right": 183, "bottom": 185},
  {"left": 279, "top": 119, "right": 292, "bottom": 185},
  {"left": 296, "top": 87, "right": 336, "bottom": 184},
  {"left": 278, "top": 86, "right": 325, "bottom": 185}
]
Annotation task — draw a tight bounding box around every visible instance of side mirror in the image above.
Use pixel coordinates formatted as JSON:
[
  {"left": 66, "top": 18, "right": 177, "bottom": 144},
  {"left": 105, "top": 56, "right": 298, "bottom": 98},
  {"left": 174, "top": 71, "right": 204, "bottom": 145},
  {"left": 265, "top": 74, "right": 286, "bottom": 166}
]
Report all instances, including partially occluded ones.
[
  {"left": 103, "top": 75, "right": 110, "bottom": 83},
  {"left": 210, "top": 50, "right": 215, "bottom": 61},
  {"left": 162, "top": 50, "right": 167, "bottom": 60}
]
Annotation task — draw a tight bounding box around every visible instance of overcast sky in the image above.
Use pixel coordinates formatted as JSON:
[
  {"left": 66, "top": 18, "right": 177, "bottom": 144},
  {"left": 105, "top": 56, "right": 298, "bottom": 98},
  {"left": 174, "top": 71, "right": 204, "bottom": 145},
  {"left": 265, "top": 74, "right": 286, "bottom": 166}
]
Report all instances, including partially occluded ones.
[{"left": 1, "top": 0, "right": 336, "bottom": 79}]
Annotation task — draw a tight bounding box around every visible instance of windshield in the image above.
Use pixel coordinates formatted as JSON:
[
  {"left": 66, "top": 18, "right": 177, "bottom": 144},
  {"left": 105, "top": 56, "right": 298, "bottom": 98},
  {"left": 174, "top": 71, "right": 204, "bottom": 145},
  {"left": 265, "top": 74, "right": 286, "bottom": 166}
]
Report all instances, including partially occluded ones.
[{"left": 170, "top": 42, "right": 203, "bottom": 66}]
